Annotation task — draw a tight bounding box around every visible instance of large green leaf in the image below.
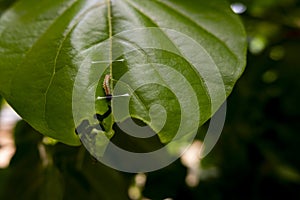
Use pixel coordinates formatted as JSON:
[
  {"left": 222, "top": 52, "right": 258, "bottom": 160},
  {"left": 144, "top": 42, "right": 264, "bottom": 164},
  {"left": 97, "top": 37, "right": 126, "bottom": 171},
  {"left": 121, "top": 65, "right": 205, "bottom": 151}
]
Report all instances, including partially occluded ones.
[{"left": 0, "top": 0, "right": 246, "bottom": 145}]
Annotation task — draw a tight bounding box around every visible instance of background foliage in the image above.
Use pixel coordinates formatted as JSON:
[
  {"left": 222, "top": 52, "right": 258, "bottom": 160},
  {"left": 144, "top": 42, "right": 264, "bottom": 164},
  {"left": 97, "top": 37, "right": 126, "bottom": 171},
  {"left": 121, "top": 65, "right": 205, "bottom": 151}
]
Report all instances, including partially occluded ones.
[{"left": 1, "top": 0, "right": 300, "bottom": 199}]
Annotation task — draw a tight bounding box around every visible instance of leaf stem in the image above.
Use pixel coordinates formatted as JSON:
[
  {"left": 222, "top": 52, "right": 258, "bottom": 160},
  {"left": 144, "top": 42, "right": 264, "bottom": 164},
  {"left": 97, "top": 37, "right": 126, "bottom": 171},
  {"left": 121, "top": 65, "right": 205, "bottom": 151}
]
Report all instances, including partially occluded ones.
[
  {"left": 106, "top": 0, "right": 113, "bottom": 93},
  {"left": 106, "top": 0, "right": 115, "bottom": 132}
]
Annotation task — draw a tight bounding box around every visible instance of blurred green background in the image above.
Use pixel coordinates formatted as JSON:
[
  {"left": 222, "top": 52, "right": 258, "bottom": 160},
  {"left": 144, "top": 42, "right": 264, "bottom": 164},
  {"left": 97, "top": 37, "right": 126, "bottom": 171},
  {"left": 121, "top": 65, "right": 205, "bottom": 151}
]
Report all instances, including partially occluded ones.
[{"left": 1, "top": 0, "right": 300, "bottom": 199}]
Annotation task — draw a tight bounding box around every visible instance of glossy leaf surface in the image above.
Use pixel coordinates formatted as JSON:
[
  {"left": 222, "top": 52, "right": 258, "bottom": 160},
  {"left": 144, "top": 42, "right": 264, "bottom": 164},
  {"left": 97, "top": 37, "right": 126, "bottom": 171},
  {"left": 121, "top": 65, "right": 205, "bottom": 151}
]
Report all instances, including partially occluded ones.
[{"left": 0, "top": 0, "right": 246, "bottom": 145}]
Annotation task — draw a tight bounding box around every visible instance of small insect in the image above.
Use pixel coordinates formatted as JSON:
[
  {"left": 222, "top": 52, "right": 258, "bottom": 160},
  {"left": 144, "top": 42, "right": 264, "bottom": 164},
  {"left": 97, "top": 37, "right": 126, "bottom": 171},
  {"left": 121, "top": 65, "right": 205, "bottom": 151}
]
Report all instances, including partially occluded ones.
[
  {"left": 96, "top": 74, "right": 130, "bottom": 101},
  {"left": 102, "top": 74, "right": 112, "bottom": 101}
]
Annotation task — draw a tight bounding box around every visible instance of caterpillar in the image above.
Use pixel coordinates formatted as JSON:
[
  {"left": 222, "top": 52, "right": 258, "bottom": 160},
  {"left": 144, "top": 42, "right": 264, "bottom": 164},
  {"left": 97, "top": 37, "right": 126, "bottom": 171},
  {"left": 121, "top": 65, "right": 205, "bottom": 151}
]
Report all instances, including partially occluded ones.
[{"left": 103, "top": 74, "right": 112, "bottom": 101}]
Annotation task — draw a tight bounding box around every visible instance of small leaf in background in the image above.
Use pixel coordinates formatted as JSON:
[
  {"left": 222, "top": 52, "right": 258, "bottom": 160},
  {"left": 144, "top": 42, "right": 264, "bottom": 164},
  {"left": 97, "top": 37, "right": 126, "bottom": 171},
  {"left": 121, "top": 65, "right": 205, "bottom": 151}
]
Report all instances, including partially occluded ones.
[{"left": 0, "top": 121, "right": 131, "bottom": 199}]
